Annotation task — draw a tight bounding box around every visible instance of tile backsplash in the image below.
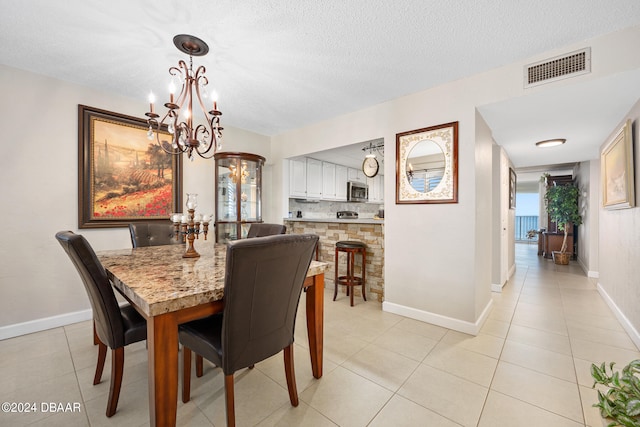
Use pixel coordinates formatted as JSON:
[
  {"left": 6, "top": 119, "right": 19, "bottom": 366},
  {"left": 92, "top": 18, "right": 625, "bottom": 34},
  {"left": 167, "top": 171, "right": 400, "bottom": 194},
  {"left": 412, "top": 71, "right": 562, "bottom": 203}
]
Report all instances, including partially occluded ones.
[{"left": 288, "top": 199, "right": 383, "bottom": 219}]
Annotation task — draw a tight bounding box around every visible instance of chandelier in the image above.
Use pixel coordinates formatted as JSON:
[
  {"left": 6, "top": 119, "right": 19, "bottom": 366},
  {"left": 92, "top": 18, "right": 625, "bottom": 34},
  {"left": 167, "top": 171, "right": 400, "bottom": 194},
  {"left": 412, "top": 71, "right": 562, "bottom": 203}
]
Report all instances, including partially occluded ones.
[{"left": 146, "top": 34, "right": 223, "bottom": 161}]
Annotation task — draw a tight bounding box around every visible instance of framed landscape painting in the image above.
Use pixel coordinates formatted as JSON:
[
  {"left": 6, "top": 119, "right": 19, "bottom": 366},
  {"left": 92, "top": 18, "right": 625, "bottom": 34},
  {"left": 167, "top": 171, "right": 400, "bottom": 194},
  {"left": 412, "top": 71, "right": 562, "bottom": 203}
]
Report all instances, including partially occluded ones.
[
  {"left": 601, "top": 119, "right": 635, "bottom": 210},
  {"left": 78, "top": 105, "right": 182, "bottom": 228}
]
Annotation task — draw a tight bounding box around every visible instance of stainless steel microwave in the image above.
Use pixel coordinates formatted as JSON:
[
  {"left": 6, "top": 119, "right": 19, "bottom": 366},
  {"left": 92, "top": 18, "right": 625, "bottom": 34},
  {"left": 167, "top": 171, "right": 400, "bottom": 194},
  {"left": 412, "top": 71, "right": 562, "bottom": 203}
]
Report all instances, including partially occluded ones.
[{"left": 347, "top": 181, "right": 368, "bottom": 202}]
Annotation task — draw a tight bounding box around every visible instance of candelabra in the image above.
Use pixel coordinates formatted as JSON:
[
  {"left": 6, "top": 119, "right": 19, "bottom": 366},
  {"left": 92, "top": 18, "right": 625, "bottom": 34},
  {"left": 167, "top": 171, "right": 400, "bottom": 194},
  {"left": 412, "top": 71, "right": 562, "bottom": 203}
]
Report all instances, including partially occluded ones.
[{"left": 171, "top": 194, "right": 210, "bottom": 258}]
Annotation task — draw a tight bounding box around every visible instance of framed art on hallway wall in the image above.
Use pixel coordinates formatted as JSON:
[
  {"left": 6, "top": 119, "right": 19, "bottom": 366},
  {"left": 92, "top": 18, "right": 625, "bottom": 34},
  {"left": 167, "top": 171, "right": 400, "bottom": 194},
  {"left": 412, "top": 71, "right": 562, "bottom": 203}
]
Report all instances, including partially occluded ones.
[
  {"left": 601, "top": 119, "right": 635, "bottom": 210},
  {"left": 78, "top": 105, "right": 183, "bottom": 228}
]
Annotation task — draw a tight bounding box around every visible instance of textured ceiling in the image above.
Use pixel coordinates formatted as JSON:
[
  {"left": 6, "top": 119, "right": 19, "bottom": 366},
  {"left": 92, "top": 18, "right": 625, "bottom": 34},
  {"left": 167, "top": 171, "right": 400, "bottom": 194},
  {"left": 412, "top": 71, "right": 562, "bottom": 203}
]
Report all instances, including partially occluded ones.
[{"left": 1, "top": 0, "right": 640, "bottom": 172}]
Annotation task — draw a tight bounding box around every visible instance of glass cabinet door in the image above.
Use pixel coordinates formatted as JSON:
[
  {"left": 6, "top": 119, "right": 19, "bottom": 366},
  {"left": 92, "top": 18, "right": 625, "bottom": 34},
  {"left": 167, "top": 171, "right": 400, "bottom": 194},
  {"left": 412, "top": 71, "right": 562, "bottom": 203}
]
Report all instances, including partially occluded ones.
[{"left": 214, "top": 152, "right": 265, "bottom": 243}]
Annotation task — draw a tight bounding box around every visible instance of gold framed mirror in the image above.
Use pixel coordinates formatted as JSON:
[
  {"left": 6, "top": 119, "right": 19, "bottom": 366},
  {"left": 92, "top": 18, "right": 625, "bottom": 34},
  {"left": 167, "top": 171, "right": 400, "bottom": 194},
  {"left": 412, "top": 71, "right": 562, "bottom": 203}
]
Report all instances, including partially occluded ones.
[{"left": 395, "top": 121, "right": 458, "bottom": 204}]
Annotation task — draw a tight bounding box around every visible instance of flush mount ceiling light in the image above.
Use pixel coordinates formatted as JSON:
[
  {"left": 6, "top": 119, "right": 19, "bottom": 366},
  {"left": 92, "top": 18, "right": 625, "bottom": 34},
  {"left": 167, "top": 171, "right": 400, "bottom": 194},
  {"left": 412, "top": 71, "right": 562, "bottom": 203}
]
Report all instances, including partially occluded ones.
[{"left": 535, "top": 138, "right": 566, "bottom": 148}]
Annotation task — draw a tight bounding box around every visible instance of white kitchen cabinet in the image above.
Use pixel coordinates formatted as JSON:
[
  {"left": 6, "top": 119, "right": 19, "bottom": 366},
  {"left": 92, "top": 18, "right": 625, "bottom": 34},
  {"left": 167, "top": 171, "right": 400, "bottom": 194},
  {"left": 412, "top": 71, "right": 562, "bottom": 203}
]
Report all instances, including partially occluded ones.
[
  {"left": 348, "top": 167, "right": 366, "bottom": 183},
  {"left": 306, "top": 158, "right": 323, "bottom": 199},
  {"left": 289, "top": 158, "right": 307, "bottom": 198},
  {"left": 322, "top": 162, "right": 336, "bottom": 200},
  {"left": 367, "top": 174, "right": 384, "bottom": 203},
  {"left": 335, "top": 164, "right": 348, "bottom": 201}
]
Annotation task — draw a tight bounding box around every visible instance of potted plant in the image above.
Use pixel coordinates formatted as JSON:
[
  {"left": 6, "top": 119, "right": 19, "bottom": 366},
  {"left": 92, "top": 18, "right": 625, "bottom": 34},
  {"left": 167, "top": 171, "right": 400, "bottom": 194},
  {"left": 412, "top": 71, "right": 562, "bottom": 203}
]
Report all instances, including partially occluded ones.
[
  {"left": 544, "top": 183, "right": 582, "bottom": 265},
  {"left": 591, "top": 360, "right": 640, "bottom": 426}
]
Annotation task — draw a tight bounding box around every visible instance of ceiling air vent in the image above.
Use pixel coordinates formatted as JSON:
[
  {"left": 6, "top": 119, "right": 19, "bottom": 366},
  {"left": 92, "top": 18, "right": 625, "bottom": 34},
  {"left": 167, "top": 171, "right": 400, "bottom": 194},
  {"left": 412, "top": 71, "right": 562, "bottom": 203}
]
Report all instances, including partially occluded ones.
[{"left": 524, "top": 47, "right": 591, "bottom": 88}]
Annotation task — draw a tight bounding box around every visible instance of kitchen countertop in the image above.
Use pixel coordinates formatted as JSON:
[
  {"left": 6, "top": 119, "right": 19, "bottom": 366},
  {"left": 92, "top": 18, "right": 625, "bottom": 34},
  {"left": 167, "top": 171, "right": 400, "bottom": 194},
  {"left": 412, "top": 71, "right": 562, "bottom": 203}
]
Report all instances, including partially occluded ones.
[{"left": 284, "top": 217, "right": 384, "bottom": 225}]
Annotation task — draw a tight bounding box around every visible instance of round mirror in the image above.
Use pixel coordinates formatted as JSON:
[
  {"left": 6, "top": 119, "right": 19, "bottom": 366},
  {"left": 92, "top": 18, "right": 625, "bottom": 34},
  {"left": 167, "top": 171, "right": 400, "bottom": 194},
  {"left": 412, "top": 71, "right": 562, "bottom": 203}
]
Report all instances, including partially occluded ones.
[{"left": 406, "top": 139, "right": 445, "bottom": 193}]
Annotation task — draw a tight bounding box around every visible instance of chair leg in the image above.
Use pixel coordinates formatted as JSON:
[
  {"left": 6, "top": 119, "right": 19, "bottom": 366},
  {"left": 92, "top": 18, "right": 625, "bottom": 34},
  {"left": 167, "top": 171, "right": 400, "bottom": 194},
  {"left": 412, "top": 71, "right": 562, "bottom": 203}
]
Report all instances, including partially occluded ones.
[
  {"left": 93, "top": 340, "right": 107, "bottom": 385},
  {"left": 106, "top": 347, "right": 124, "bottom": 417},
  {"left": 196, "top": 354, "right": 204, "bottom": 377},
  {"left": 361, "top": 248, "right": 367, "bottom": 302},
  {"left": 93, "top": 320, "right": 99, "bottom": 345},
  {"left": 224, "top": 374, "right": 236, "bottom": 427},
  {"left": 333, "top": 248, "right": 339, "bottom": 301},
  {"left": 283, "top": 344, "right": 299, "bottom": 407},
  {"left": 182, "top": 346, "right": 192, "bottom": 403}
]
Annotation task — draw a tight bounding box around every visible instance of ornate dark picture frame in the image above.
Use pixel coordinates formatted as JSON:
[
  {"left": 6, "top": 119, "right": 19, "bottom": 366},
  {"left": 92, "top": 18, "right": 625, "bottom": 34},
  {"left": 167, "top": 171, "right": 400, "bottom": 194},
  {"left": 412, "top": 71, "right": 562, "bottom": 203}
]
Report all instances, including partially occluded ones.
[{"left": 78, "top": 105, "right": 182, "bottom": 228}]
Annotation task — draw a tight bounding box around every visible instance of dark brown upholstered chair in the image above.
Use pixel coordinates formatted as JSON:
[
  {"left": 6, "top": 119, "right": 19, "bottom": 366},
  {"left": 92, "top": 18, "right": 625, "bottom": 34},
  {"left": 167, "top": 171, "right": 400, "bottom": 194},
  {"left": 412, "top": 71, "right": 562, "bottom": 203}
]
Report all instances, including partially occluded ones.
[
  {"left": 128, "top": 222, "right": 181, "bottom": 248},
  {"left": 246, "top": 223, "right": 286, "bottom": 238},
  {"left": 55, "top": 231, "right": 147, "bottom": 417},
  {"left": 180, "top": 233, "right": 318, "bottom": 427}
]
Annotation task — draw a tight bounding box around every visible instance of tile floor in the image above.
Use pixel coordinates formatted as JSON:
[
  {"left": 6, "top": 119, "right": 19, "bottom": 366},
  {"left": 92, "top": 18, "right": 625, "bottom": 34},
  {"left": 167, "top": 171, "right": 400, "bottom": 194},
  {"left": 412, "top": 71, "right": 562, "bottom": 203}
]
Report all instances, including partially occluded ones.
[{"left": 1, "top": 243, "right": 639, "bottom": 426}]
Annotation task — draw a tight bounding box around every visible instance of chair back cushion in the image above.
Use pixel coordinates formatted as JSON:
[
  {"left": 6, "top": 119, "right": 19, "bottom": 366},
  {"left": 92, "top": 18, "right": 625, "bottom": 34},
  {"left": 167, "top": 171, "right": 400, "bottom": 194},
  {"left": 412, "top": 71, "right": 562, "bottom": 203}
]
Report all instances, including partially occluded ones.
[
  {"left": 55, "top": 231, "right": 126, "bottom": 348},
  {"left": 221, "top": 233, "right": 318, "bottom": 374},
  {"left": 246, "top": 223, "right": 286, "bottom": 238},
  {"left": 129, "top": 222, "right": 180, "bottom": 248}
]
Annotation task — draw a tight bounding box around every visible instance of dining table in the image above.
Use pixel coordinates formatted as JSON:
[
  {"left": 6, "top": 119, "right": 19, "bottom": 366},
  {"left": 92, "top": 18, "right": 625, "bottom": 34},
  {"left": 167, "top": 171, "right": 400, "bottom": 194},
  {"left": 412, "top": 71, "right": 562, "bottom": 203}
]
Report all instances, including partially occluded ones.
[{"left": 97, "top": 238, "right": 328, "bottom": 427}]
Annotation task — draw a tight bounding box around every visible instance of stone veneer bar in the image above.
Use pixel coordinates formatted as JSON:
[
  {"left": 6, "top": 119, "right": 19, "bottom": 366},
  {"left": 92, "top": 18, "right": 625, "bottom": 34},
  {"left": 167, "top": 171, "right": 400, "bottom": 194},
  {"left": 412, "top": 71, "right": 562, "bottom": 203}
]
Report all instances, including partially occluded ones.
[{"left": 285, "top": 219, "right": 384, "bottom": 301}]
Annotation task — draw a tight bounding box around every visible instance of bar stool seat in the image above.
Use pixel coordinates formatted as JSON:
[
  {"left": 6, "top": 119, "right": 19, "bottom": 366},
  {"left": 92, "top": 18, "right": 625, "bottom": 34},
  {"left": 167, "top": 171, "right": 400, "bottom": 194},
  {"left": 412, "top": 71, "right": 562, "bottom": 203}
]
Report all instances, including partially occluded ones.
[{"left": 334, "top": 240, "right": 366, "bottom": 306}]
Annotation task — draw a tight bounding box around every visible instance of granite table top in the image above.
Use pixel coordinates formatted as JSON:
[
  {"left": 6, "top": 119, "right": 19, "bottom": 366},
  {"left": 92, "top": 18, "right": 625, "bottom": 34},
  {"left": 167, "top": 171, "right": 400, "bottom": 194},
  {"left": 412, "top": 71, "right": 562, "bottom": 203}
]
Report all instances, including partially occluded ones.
[{"left": 97, "top": 240, "right": 327, "bottom": 317}]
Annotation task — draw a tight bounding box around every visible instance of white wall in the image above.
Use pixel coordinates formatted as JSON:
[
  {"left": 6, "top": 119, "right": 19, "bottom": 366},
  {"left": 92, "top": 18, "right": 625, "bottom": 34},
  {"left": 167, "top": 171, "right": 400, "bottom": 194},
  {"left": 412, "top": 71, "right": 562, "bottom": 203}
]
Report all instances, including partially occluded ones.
[
  {"left": 574, "top": 160, "right": 600, "bottom": 277},
  {"left": 491, "top": 145, "right": 515, "bottom": 292},
  {"left": 0, "top": 64, "right": 269, "bottom": 338},
  {"left": 597, "top": 98, "right": 640, "bottom": 349}
]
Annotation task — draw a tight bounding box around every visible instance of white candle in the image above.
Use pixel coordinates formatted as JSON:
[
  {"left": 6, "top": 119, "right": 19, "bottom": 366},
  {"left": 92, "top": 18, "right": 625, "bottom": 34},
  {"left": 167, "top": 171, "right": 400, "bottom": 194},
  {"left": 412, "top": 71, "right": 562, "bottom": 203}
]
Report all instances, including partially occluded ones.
[
  {"left": 202, "top": 214, "right": 210, "bottom": 222},
  {"left": 172, "top": 213, "right": 181, "bottom": 223},
  {"left": 181, "top": 215, "right": 188, "bottom": 224},
  {"left": 194, "top": 213, "right": 202, "bottom": 222}
]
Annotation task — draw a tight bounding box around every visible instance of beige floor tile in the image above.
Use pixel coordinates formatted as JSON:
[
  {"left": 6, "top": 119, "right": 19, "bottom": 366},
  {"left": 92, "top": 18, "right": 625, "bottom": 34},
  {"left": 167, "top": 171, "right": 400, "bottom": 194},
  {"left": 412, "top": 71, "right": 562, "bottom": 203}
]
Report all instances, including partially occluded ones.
[
  {"left": 491, "top": 361, "right": 584, "bottom": 423},
  {"left": 511, "top": 309, "right": 568, "bottom": 336},
  {"left": 506, "top": 323, "right": 572, "bottom": 355},
  {"left": 423, "top": 342, "right": 498, "bottom": 387},
  {"left": 369, "top": 395, "right": 461, "bottom": 427},
  {"left": 567, "top": 322, "right": 638, "bottom": 351},
  {"left": 579, "top": 384, "right": 610, "bottom": 427},
  {"left": 0, "top": 372, "right": 85, "bottom": 427},
  {"left": 342, "top": 343, "right": 419, "bottom": 391},
  {"left": 479, "top": 318, "right": 510, "bottom": 338},
  {"left": 192, "top": 367, "right": 292, "bottom": 427},
  {"left": 256, "top": 401, "right": 338, "bottom": 427},
  {"left": 563, "top": 309, "right": 626, "bottom": 332},
  {"left": 570, "top": 337, "right": 640, "bottom": 367},
  {"left": 256, "top": 343, "right": 338, "bottom": 393},
  {"left": 440, "top": 330, "right": 504, "bottom": 358},
  {"left": 372, "top": 325, "right": 439, "bottom": 361},
  {"left": 500, "top": 340, "right": 576, "bottom": 381},
  {"left": 299, "top": 366, "right": 393, "bottom": 427},
  {"left": 393, "top": 317, "right": 448, "bottom": 340},
  {"left": 487, "top": 305, "right": 515, "bottom": 323},
  {"left": 84, "top": 377, "right": 150, "bottom": 427},
  {"left": 479, "top": 391, "right": 585, "bottom": 427},
  {"left": 322, "top": 328, "right": 369, "bottom": 365},
  {"left": 398, "top": 363, "right": 487, "bottom": 427}
]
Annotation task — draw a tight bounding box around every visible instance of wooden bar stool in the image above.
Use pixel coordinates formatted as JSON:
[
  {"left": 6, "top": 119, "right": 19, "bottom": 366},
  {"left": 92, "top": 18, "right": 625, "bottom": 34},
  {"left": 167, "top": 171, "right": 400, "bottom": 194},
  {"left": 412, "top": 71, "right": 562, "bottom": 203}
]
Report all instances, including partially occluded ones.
[{"left": 334, "top": 240, "right": 366, "bottom": 306}]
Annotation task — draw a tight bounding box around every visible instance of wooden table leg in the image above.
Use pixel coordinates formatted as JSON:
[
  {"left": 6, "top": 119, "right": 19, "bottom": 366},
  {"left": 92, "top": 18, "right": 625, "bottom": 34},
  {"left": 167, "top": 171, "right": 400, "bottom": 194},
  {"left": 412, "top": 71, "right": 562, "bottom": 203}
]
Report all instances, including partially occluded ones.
[
  {"left": 147, "top": 312, "right": 179, "bottom": 427},
  {"left": 305, "top": 273, "right": 324, "bottom": 378}
]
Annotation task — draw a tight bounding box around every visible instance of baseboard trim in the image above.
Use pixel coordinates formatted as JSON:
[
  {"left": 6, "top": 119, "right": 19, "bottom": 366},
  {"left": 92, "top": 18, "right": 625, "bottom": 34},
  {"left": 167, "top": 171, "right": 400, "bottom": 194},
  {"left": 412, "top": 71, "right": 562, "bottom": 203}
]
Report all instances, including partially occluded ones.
[
  {"left": 577, "top": 256, "right": 599, "bottom": 278},
  {"left": 0, "top": 309, "right": 93, "bottom": 341},
  {"left": 596, "top": 282, "right": 640, "bottom": 351},
  {"left": 491, "top": 282, "right": 504, "bottom": 293},
  {"left": 382, "top": 299, "right": 493, "bottom": 336}
]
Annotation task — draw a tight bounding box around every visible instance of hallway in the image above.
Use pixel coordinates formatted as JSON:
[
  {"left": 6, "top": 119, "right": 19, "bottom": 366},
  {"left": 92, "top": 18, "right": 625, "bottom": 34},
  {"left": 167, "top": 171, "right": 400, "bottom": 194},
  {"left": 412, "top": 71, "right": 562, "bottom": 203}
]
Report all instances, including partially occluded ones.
[{"left": 1, "top": 243, "right": 638, "bottom": 426}]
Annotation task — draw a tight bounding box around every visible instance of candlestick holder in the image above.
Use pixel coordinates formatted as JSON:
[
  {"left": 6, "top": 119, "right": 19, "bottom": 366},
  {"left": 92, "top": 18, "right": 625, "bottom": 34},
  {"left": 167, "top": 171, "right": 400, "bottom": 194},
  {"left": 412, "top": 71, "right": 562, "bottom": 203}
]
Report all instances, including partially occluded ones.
[{"left": 171, "top": 194, "right": 210, "bottom": 258}]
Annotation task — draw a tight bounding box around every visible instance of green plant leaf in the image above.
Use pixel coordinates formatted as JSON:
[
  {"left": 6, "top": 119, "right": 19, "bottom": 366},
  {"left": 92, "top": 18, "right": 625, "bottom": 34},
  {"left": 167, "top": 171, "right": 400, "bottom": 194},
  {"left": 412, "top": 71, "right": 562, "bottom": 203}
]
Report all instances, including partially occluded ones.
[{"left": 627, "top": 399, "right": 640, "bottom": 417}]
